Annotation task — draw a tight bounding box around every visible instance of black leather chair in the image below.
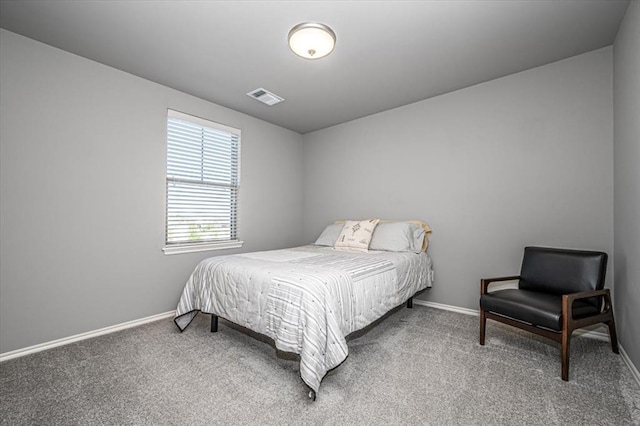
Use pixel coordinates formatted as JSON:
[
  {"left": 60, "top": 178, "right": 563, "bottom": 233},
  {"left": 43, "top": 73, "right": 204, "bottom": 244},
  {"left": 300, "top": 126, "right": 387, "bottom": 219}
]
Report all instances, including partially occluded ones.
[{"left": 479, "top": 246, "right": 618, "bottom": 381}]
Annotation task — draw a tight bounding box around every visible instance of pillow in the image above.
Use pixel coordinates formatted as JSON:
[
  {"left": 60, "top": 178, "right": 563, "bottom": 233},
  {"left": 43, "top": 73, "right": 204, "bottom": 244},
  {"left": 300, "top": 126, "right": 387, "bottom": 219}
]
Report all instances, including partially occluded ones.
[
  {"left": 334, "top": 219, "right": 380, "bottom": 252},
  {"left": 406, "top": 220, "right": 431, "bottom": 252},
  {"left": 314, "top": 223, "right": 344, "bottom": 246},
  {"left": 334, "top": 219, "right": 432, "bottom": 252},
  {"left": 369, "top": 222, "right": 425, "bottom": 253}
]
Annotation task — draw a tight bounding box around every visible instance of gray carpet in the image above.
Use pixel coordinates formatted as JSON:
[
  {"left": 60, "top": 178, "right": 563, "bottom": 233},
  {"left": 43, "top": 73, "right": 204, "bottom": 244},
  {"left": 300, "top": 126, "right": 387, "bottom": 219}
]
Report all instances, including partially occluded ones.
[{"left": 1, "top": 306, "right": 639, "bottom": 425}]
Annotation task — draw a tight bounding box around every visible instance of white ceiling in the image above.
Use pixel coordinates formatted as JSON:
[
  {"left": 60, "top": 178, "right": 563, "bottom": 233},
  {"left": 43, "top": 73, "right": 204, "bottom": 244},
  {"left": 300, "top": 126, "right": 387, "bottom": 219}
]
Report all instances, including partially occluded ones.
[{"left": 0, "top": 0, "right": 630, "bottom": 134}]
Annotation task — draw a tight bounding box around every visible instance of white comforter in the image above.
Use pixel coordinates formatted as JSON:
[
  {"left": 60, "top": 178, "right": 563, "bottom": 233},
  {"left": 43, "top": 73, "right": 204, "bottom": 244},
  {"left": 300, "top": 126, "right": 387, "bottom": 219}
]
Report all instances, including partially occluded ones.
[{"left": 174, "top": 245, "right": 433, "bottom": 393}]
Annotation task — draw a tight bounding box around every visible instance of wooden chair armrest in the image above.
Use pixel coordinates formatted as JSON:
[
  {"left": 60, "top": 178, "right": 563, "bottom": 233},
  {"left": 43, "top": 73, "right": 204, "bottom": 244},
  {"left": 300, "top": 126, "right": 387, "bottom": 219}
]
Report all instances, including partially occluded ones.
[
  {"left": 562, "top": 288, "right": 613, "bottom": 332},
  {"left": 480, "top": 275, "right": 520, "bottom": 294},
  {"left": 563, "top": 288, "right": 612, "bottom": 312}
]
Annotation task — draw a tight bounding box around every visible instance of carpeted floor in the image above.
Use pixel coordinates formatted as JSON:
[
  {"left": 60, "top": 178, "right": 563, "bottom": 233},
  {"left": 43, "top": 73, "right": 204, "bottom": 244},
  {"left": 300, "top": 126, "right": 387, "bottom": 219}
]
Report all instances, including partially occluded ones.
[{"left": 1, "top": 306, "right": 638, "bottom": 425}]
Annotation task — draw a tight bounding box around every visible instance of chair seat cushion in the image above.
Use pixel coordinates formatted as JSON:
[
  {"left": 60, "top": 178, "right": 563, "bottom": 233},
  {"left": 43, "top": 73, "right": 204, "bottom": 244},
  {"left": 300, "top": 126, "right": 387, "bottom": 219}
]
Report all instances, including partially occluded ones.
[{"left": 480, "top": 289, "right": 600, "bottom": 331}]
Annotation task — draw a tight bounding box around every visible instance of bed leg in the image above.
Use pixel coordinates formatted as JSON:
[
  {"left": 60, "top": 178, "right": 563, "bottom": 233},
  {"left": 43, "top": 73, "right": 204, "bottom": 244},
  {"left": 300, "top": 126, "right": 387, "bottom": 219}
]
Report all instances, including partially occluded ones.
[
  {"left": 407, "top": 297, "right": 413, "bottom": 309},
  {"left": 211, "top": 314, "right": 218, "bottom": 333}
]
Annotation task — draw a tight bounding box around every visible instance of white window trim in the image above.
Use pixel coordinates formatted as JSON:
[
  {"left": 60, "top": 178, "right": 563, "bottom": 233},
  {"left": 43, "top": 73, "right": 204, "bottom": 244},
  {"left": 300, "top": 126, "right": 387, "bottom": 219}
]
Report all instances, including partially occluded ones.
[
  {"left": 162, "top": 240, "right": 244, "bottom": 255},
  {"left": 168, "top": 110, "right": 240, "bottom": 136}
]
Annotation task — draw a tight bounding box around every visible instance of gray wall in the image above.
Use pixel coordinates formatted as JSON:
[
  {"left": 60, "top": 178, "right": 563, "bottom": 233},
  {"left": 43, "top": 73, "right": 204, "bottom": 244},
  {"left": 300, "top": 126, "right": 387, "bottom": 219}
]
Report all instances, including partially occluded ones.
[
  {"left": 0, "top": 30, "right": 304, "bottom": 354},
  {"left": 613, "top": 1, "right": 640, "bottom": 373},
  {"left": 302, "top": 48, "right": 614, "bottom": 312}
]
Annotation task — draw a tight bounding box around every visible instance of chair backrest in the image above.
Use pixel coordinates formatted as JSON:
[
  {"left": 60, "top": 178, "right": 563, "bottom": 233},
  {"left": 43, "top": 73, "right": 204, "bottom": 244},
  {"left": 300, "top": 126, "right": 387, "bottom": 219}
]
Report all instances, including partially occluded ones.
[{"left": 519, "top": 247, "right": 608, "bottom": 296}]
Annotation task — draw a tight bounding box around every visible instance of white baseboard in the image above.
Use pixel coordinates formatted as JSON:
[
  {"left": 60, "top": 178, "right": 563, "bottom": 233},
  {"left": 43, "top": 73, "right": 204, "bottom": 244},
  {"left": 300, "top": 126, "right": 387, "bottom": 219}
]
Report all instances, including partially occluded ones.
[
  {"left": 414, "top": 299, "right": 639, "bottom": 386},
  {"left": 0, "top": 310, "right": 176, "bottom": 362},
  {"left": 620, "top": 345, "right": 640, "bottom": 386},
  {"left": 413, "top": 299, "right": 479, "bottom": 316}
]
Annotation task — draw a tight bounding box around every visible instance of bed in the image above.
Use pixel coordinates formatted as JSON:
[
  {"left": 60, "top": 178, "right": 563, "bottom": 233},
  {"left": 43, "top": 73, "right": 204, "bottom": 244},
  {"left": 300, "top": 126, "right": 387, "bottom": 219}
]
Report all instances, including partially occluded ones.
[{"left": 174, "top": 220, "right": 433, "bottom": 399}]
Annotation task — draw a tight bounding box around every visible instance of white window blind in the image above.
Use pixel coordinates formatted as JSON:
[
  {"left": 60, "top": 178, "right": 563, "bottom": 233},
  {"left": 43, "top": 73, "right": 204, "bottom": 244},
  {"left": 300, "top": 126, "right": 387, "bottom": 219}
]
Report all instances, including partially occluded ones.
[{"left": 165, "top": 110, "right": 240, "bottom": 251}]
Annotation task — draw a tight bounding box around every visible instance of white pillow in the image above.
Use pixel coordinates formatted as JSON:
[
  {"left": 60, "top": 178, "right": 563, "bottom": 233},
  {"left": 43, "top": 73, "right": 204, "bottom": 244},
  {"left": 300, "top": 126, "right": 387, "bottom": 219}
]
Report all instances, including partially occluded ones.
[
  {"left": 314, "top": 223, "right": 344, "bottom": 246},
  {"left": 334, "top": 219, "right": 380, "bottom": 252},
  {"left": 369, "top": 222, "right": 425, "bottom": 253}
]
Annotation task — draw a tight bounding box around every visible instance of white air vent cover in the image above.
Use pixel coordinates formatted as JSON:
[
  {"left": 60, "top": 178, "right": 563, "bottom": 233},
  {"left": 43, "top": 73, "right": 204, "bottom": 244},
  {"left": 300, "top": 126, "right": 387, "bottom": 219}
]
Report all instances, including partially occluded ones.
[{"left": 247, "top": 88, "right": 284, "bottom": 106}]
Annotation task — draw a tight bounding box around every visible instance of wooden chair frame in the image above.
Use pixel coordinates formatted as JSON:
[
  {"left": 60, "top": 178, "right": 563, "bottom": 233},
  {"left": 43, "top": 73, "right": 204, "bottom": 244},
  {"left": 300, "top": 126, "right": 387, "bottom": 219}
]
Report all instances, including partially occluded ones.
[{"left": 480, "top": 276, "right": 619, "bottom": 381}]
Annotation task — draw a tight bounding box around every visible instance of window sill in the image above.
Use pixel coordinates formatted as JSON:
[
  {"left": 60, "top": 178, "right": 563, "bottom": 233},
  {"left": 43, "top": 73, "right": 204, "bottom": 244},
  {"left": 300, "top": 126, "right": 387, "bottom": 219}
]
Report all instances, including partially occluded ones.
[{"left": 162, "top": 240, "right": 244, "bottom": 255}]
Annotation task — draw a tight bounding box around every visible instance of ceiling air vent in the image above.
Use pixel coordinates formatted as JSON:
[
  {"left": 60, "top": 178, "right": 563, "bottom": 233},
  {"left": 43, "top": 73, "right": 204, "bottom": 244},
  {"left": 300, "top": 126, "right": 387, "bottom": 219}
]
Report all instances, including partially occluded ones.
[{"left": 247, "top": 88, "right": 284, "bottom": 106}]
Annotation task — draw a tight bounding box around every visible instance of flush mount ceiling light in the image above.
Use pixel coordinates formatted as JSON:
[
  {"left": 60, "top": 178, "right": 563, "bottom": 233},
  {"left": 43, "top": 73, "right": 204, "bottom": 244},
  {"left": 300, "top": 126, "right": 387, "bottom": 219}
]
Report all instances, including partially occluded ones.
[{"left": 288, "top": 22, "right": 336, "bottom": 59}]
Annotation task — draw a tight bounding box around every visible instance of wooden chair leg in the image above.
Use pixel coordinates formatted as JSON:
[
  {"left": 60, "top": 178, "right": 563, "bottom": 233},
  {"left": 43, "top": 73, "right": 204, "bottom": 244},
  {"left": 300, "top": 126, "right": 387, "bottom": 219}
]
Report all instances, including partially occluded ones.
[
  {"left": 607, "top": 318, "right": 620, "bottom": 354},
  {"left": 479, "top": 309, "right": 486, "bottom": 345},
  {"left": 561, "top": 329, "right": 571, "bottom": 381}
]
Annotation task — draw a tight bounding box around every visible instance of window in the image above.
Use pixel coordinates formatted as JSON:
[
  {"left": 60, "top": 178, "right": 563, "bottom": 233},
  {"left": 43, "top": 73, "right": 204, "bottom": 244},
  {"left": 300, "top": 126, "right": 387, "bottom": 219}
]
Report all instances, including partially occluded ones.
[{"left": 163, "top": 110, "right": 241, "bottom": 254}]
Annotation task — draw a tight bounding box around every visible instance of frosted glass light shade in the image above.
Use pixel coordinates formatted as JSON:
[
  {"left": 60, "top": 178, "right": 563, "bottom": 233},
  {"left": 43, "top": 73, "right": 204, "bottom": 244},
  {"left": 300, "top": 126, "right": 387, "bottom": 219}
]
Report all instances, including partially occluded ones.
[{"left": 288, "top": 23, "right": 336, "bottom": 59}]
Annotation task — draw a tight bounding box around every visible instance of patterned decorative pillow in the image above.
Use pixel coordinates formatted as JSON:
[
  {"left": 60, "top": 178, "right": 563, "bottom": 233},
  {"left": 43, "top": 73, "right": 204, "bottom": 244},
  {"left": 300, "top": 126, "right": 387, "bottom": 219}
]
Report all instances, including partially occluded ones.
[{"left": 334, "top": 219, "right": 380, "bottom": 252}]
